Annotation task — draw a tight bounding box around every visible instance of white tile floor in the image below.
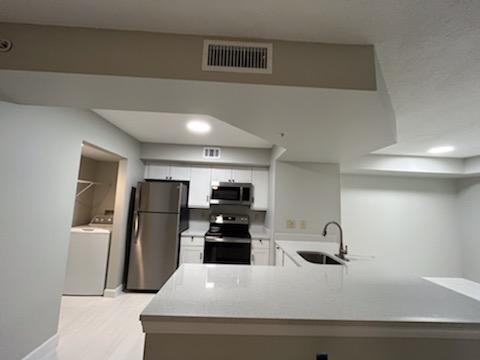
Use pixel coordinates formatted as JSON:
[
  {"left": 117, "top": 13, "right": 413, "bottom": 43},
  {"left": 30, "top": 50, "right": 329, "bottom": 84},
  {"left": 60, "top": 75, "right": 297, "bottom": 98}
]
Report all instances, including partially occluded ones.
[{"left": 42, "top": 293, "right": 154, "bottom": 360}]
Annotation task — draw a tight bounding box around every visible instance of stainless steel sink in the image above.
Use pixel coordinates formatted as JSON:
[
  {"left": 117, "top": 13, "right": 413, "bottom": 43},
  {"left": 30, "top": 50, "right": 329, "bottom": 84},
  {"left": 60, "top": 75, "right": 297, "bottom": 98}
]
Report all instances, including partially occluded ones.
[{"left": 297, "top": 251, "right": 343, "bottom": 265}]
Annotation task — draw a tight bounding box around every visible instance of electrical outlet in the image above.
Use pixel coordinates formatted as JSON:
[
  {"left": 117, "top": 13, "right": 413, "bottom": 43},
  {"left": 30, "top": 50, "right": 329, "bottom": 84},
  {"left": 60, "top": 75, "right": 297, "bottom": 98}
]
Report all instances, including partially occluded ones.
[
  {"left": 286, "top": 219, "right": 296, "bottom": 229},
  {"left": 299, "top": 220, "right": 306, "bottom": 229}
]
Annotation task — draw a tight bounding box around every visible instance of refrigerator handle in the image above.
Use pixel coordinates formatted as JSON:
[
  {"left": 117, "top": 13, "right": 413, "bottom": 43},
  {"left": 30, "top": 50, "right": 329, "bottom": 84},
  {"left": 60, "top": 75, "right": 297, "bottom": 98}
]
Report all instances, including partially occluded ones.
[{"left": 134, "top": 212, "right": 140, "bottom": 243}]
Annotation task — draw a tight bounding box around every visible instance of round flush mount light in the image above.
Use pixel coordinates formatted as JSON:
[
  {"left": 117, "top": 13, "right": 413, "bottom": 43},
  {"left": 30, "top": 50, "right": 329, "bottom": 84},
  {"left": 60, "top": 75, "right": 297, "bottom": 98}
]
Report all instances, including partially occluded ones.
[
  {"left": 427, "top": 145, "right": 455, "bottom": 154},
  {"left": 187, "top": 120, "right": 211, "bottom": 134}
]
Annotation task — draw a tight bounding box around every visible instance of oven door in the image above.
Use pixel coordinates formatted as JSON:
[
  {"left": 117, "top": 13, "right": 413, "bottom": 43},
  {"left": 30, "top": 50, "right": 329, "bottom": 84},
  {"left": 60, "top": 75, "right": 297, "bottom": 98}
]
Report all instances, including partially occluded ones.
[{"left": 204, "top": 236, "right": 251, "bottom": 265}]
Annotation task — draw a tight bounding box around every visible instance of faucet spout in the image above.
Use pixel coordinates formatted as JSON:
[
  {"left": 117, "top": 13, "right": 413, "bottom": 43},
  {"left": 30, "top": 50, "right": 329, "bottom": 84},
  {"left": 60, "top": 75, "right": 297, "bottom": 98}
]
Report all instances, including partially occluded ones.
[{"left": 322, "top": 221, "right": 348, "bottom": 261}]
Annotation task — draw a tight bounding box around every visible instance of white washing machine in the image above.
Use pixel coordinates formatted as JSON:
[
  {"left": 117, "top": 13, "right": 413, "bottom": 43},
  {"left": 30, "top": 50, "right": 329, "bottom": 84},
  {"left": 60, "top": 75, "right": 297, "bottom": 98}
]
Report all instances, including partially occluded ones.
[{"left": 63, "top": 215, "right": 113, "bottom": 296}]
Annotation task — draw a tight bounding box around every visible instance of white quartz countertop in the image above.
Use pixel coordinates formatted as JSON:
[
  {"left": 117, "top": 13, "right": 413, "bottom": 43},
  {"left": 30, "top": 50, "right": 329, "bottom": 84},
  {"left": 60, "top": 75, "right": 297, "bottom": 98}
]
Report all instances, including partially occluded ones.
[
  {"left": 250, "top": 228, "right": 271, "bottom": 239},
  {"left": 141, "top": 241, "right": 480, "bottom": 338},
  {"left": 181, "top": 227, "right": 208, "bottom": 237}
]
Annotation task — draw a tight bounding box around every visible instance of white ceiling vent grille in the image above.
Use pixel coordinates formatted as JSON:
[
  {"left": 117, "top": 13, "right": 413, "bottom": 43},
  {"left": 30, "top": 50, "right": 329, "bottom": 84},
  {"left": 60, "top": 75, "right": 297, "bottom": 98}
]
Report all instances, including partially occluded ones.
[
  {"left": 202, "top": 40, "right": 273, "bottom": 74},
  {"left": 203, "top": 147, "right": 221, "bottom": 159}
]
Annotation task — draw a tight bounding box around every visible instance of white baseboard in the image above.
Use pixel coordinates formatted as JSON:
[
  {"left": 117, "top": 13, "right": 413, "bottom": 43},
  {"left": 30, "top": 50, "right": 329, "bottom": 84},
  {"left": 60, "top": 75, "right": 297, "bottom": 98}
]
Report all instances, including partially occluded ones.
[
  {"left": 22, "top": 333, "right": 59, "bottom": 360},
  {"left": 103, "top": 284, "right": 123, "bottom": 298}
]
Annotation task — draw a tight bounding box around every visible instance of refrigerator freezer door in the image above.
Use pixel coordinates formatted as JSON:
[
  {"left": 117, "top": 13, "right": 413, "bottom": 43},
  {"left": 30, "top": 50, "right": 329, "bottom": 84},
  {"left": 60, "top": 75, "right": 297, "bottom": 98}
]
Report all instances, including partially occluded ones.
[
  {"left": 137, "top": 181, "right": 182, "bottom": 213},
  {"left": 126, "top": 212, "right": 180, "bottom": 291}
]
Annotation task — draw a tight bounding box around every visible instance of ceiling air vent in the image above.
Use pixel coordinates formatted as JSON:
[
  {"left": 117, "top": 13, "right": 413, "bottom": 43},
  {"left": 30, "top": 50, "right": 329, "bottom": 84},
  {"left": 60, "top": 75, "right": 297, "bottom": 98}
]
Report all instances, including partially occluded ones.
[
  {"left": 203, "top": 147, "right": 221, "bottom": 159},
  {"left": 202, "top": 40, "right": 273, "bottom": 74}
]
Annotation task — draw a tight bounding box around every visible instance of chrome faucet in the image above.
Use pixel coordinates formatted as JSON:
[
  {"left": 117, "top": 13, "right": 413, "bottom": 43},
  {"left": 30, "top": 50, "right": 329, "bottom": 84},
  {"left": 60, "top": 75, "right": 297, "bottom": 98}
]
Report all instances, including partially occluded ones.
[{"left": 322, "top": 221, "right": 348, "bottom": 261}]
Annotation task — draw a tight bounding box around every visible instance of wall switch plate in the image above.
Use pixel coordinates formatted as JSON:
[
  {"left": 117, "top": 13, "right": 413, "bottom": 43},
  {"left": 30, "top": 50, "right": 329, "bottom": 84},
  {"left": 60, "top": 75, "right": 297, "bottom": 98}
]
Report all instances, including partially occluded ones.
[
  {"left": 300, "top": 220, "right": 306, "bottom": 229},
  {"left": 286, "top": 219, "right": 296, "bottom": 229}
]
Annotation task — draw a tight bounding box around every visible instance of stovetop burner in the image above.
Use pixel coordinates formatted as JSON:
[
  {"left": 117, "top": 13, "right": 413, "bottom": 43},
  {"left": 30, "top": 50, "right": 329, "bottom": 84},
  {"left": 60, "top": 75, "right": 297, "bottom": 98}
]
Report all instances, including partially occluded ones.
[{"left": 205, "top": 213, "right": 251, "bottom": 240}]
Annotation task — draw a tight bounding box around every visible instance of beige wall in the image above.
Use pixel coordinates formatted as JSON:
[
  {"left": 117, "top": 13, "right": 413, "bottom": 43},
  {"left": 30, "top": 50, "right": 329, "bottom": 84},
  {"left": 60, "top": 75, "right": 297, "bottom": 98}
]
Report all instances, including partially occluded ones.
[
  {"left": 72, "top": 156, "right": 97, "bottom": 226},
  {"left": 72, "top": 156, "right": 119, "bottom": 226},
  {"left": 142, "top": 143, "right": 271, "bottom": 167},
  {"left": 0, "top": 22, "right": 376, "bottom": 90}
]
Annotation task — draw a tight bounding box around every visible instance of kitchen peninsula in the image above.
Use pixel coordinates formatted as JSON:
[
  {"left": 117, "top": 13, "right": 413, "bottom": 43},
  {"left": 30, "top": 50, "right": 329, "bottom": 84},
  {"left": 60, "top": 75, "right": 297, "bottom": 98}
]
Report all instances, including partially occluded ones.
[{"left": 140, "top": 241, "right": 480, "bottom": 360}]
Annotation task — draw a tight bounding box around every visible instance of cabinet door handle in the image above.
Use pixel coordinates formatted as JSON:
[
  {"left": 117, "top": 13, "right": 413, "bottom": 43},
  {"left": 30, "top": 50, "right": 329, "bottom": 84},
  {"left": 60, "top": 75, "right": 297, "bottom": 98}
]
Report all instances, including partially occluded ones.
[
  {"left": 200, "top": 252, "right": 203, "bottom": 260},
  {"left": 251, "top": 253, "right": 255, "bottom": 264}
]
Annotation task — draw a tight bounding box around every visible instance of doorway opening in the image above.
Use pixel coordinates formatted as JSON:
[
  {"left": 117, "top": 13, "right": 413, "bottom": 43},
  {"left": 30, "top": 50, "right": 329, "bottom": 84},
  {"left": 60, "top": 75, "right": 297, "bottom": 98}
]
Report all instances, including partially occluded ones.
[{"left": 64, "top": 142, "right": 121, "bottom": 297}]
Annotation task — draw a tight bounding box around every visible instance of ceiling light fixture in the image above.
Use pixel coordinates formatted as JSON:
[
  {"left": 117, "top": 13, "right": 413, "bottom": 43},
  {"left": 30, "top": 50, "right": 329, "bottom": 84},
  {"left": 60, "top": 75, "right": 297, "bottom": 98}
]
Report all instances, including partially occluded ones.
[
  {"left": 187, "top": 120, "right": 211, "bottom": 134},
  {"left": 427, "top": 145, "right": 455, "bottom": 154}
]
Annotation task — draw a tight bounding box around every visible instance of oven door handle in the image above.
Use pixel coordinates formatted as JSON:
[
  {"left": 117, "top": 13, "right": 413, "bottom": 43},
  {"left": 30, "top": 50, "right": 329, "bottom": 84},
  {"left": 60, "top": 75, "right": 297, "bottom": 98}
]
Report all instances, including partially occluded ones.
[{"left": 205, "top": 236, "right": 251, "bottom": 244}]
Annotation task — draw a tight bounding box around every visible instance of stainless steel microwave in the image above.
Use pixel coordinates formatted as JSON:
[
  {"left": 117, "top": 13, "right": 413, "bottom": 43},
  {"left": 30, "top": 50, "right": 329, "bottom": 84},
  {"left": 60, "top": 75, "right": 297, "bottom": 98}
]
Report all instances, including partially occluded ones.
[{"left": 210, "top": 182, "right": 253, "bottom": 206}]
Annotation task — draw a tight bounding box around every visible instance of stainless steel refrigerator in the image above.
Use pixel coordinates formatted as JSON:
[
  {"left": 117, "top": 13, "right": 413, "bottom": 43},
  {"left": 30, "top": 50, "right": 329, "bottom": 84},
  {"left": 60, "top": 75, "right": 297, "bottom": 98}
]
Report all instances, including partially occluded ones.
[{"left": 125, "top": 181, "right": 188, "bottom": 291}]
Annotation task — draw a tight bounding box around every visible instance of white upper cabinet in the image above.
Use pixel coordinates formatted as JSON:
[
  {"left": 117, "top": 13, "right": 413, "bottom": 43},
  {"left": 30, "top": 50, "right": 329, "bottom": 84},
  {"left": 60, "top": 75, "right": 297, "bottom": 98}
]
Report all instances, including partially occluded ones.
[
  {"left": 145, "top": 164, "right": 170, "bottom": 180},
  {"left": 188, "top": 167, "right": 211, "bottom": 208},
  {"left": 145, "top": 163, "right": 268, "bottom": 209},
  {"left": 211, "top": 167, "right": 253, "bottom": 183},
  {"left": 170, "top": 165, "right": 191, "bottom": 181},
  {"left": 145, "top": 164, "right": 190, "bottom": 181},
  {"left": 251, "top": 168, "right": 269, "bottom": 210},
  {"left": 211, "top": 168, "right": 232, "bottom": 183},
  {"left": 231, "top": 168, "right": 252, "bottom": 183}
]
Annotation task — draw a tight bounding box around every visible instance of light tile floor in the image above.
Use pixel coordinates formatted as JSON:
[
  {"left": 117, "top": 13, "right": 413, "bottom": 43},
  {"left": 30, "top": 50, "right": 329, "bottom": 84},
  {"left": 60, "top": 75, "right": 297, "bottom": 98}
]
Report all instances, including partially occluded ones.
[{"left": 42, "top": 293, "right": 154, "bottom": 360}]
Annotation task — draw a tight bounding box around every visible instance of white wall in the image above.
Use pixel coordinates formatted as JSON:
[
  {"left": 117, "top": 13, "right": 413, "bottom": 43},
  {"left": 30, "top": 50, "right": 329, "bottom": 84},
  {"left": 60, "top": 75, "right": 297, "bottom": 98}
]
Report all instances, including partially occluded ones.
[
  {"left": 456, "top": 177, "right": 480, "bottom": 282},
  {"left": 274, "top": 162, "right": 341, "bottom": 234},
  {"left": 341, "top": 175, "right": 462, "bottom": 277},
  {"left": 0, "top": 101, "right": 143, "bottom": 359}
]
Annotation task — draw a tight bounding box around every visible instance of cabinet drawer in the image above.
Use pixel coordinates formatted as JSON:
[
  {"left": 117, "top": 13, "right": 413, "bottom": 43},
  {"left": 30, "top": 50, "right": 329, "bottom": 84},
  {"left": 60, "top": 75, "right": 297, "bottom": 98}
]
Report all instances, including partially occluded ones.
[
  {"left": 252, "top": 239, "right": 269, "bottom": 249},
  {"left": 180, "top": 236, "right": 204, "bottom": 247}
]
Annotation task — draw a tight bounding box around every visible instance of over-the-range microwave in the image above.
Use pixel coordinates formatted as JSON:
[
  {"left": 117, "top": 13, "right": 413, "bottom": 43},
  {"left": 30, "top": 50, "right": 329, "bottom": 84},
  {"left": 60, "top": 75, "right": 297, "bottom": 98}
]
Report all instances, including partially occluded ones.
[{"left": 210, "top": 182, "right": 253, "bottom": 207}]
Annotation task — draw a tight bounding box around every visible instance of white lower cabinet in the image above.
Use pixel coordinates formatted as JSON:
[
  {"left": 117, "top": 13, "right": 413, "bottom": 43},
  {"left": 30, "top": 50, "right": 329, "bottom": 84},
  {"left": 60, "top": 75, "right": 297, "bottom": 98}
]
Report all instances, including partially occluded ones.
[
  {"left": 179, "top": 236, "right": 204, "bottom": 265},
  {"left": 275, "top": 245, "right": 284, "bottom": 267},
  {"left": 283, "top": 253, "right": 297, "bottom": 267},
  {"left": 251, "top": 239, "right": 270, "bottom": 265},
  {"left": 275, "top": 243, "right": 297, "bottom": 267}
]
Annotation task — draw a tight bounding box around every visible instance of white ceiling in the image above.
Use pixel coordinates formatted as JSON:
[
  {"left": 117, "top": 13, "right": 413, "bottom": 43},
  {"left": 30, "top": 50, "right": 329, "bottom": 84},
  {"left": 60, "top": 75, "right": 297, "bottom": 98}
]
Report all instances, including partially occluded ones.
[
  {"left": 0, "top": 70, "right": 395, "bottom": 162},
  {"left": 92, "top": 109, "right": 271, "bottom": 148},
  {"left": 2, "top": 1, "right": 480, "bottom": 158}
]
